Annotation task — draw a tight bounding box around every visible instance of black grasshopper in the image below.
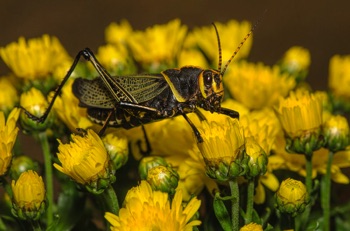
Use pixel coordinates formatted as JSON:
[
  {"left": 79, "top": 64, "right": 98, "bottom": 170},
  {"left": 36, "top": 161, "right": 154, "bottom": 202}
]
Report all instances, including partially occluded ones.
[{"left": 24, "top": 24, "right": 253, "bottom": 143}]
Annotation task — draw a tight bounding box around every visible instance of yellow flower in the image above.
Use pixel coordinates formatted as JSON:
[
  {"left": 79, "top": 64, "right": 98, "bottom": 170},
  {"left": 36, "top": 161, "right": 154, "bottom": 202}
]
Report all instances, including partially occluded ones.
[
  {"left": 0, "top": 77, "right": 18, "bottom": 114},
  {"left": 127, "top": 19, "right": 187, "bottom": 71},
  {"left": 270, "top": 137, "right": 350, "bottom": 184},
  {"left": 197, "top": 118, "right": 245, "bottom": 181},
  {"left": 102, "top": 132, "right": 129, "bottom": 170},
  {"left": 105, "top": 20, "right": 133, "bottom": 46},
  {"left": 52, "top": 79, "right": 95, "bottom": 132},
  {"left": 11, "top": 170, "right": 46, "bottom": 220},
  {"left": 329, "top": 54, "right": 350, "bottom": 101},
  {"left": 276, "top": 89, "right": 323, "bottom": 139},
  {"left": 184, "top": 20, "right": 252, "bottom": 67},
  {"left": 280, "top": 46, "right": 310, "bottom": 81},
  {"left": 0, "top": 34, "right": 70, "bottom": 80},
  {"left": 96, "top": 44, "right": 135, "bottom": 75},
  {"left": 225, "top": 62, "right": 295, "bottom": 110},
  {"left": 254, "top": 172, "right": 279, "bottom": 204},
  {"left": 177, "top": 151, "right": 218, "bottom": 201},
  {"left": 54, "top": 129, "right": 115, "bottom": 193},
  {"left": 104, "top": 180, "right": 201, "bottom": 231},
  {"left": 240, "top": 222, "right": 263, "bottom": 231},
  {"left": 178, "top": 49, "right": 209, "bottom": 68},
  {"left": 241, "top": 108, "right": 282, "bottom": 154},
  {"left": 20, "top": 87, "right": 54, "bottom": 131},
  {"left": 0, "top": 108, "right": 20, "bottom": 176},
  {"left": 275, "top": 178, "right": 309, "bottom": 217}
]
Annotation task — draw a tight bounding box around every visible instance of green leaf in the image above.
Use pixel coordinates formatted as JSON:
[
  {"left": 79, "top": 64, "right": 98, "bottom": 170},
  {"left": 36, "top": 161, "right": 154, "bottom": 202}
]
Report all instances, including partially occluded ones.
[{"left": 213, "top": 195, "right": 231, "bottom": 231}]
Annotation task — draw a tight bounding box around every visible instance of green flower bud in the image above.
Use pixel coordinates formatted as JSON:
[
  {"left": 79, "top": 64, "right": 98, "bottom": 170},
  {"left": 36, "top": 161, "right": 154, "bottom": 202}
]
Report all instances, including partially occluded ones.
[
  {"left": 138, "top": 156, "right": 168, "bottom": 180},
  {"left": 20, "top": 87, "right": 55, "bottom": 133},
  {"left": 146, "top": 165, "right": 179, "bottom": 196},
  {"left": 323, "top": 115, "right": 349, "bottom": 152},
  {"left": 102, "top": 133, "right": 129, "bottom": 170},
  {"left": 244, "top": 137, "right": 268, "bottom": 178},
  {"left": 10, "top": 155, "right": 39, "bottom": 180}
]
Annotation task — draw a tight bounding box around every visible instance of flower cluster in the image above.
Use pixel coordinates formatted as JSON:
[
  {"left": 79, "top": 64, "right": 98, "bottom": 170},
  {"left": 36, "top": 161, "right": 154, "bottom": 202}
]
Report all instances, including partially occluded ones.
[{"left": 0, "top": 18, "right": 350, "bottom": 231}]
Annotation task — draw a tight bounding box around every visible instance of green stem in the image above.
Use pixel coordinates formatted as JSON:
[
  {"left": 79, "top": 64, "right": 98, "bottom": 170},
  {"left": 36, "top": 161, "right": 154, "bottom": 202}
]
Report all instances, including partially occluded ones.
[
  {"left": 321, "top": 151, "right": 333, "bottom": 231},
  {"left": 0, "top": 177, "right": 13, "bottom": 197},
  {"left": 245, "top": 179, "right": 255, "bottom": 224},
  {"left": 298, "top": 154, "right": 313, "bottom": 230},
  {"left": 38, "top": 132, "right": 53, "bottom": 227},
  {"left": 229, "top": 179, "right": 239, "bottom": 231},
  {"left": 305, "top": 154, "right": 313, "bottom": 194}
]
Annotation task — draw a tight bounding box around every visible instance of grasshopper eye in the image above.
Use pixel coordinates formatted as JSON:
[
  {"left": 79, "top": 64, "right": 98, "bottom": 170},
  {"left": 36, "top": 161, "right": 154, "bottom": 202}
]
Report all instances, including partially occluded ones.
[{"left": 203, "top": 71, "right": 213, "bottom": 86}]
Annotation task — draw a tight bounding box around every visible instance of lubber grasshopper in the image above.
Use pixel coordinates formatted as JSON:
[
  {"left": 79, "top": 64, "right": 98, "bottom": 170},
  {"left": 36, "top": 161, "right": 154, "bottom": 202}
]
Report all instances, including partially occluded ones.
[{"left": 23, "top": 23, "right": 253, "bottom": 143}]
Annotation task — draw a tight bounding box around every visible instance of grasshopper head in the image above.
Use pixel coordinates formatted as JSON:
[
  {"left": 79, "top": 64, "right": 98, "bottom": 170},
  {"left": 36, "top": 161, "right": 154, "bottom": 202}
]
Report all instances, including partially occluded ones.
[{"left": 198, "top": 69, "right": 224, "bottom": 110}]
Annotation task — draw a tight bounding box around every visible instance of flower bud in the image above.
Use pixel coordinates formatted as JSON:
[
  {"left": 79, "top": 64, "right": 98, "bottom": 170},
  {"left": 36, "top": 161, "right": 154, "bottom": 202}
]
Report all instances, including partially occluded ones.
[
  {"left": 280, "top": 46, "right": 310, "bottom": 82},
  {"left": 11, "top": 170, "right": 46, "bottom": 220},
  {"left": 323, "top": 115, "right": 349, "bottom": 152},
  {"left": 147, "top": 165, "right": 179, "bottom": 196},
  {"left": 10, "top": 155, "right": 39, "bottom": 180},
  {"left": 138, "top": 156, "right": 168, "bottom": 180},
  {"left": 275, "top": 178, "right": 309, "bottom": 217},
  {"left": 20, "top": 87, "right": 55, "bottom": 132},
  {"left": 102, "top": 132, "right": 129, "bottom": 170},
  {"left": 244, "top": 137, "right": 268, "bottom": 178}
]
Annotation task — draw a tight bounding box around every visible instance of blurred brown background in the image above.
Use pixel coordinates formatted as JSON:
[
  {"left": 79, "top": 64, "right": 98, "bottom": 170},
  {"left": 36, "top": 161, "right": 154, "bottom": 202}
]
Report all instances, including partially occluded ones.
[{"left": 1, "top": 0, "right": 350, "bottom": 90}]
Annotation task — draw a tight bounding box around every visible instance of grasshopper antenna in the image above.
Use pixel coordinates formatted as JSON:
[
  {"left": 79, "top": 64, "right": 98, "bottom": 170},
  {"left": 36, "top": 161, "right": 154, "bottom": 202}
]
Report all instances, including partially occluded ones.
[
  {"left": 221, "top": 10, "right": 266, "bottom": 76},
  {"left": 212, "top": 23, "right": 223, "bottom": 72}
]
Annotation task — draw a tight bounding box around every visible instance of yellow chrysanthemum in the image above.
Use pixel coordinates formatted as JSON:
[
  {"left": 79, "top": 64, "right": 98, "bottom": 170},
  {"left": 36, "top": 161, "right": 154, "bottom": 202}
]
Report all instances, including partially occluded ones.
[
  {"left": 280, "top": 46, "right": 310, "bottom": 81},
  {"left": 184, "top": 20, "right": 252, "bottom": 67},
  {"left": 52, "top": 79, "right": 95, "bottom": 132},
  {"left": 96, "top": 44, "right": 135, "bottom": 75},
  {"left": 225, "top": 62, "right": 295, "bottom": 110},
  {"left": 0, "top": 108, "right": 20, "bottom": 176},
  {"left": 11, "top": 170, "right": 46, "bottom": 220},
  {"left": 0, "top": 34, "right": 70, "bottom": 80},
  {"left": 105, "top": 20, "right": 133, "bottom": 46},
  {"left": 240, "top": 222, "right": 263, "bottom": 231},
  {"left": 104, "top": 180, "right": 201, "bottom": 231},
  {"left": 275, "top": 89, "right": 323, "bottom": 139},
  {"left": 54, "top": 129, "right": 115, "bottom": 193},
  {"left": 127, "top": 19, "right": 187, "bottom": 71},
  {"left": 0, "top": 77, "right": 18, "bottom": 114},
  {"left": 254, "top": 172, "right": 279, "bottom": 204},
  {"left": 197, "top": 118, "right": 245, "bottom": 181},
  {"left": 241, "top": 108, "right": 282, "bottom": 154},
  {"left": 177, "top": 49, "right": 209, "bottom": 68},
  {"left": 269, "top": 137, "right": 350, "bottom": 184},
  {"left": 329, "top": 54, "right": 350, "bottom": 100},
  {"left": 198, "top": 118, "right": 245, "bottom": 166}
]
